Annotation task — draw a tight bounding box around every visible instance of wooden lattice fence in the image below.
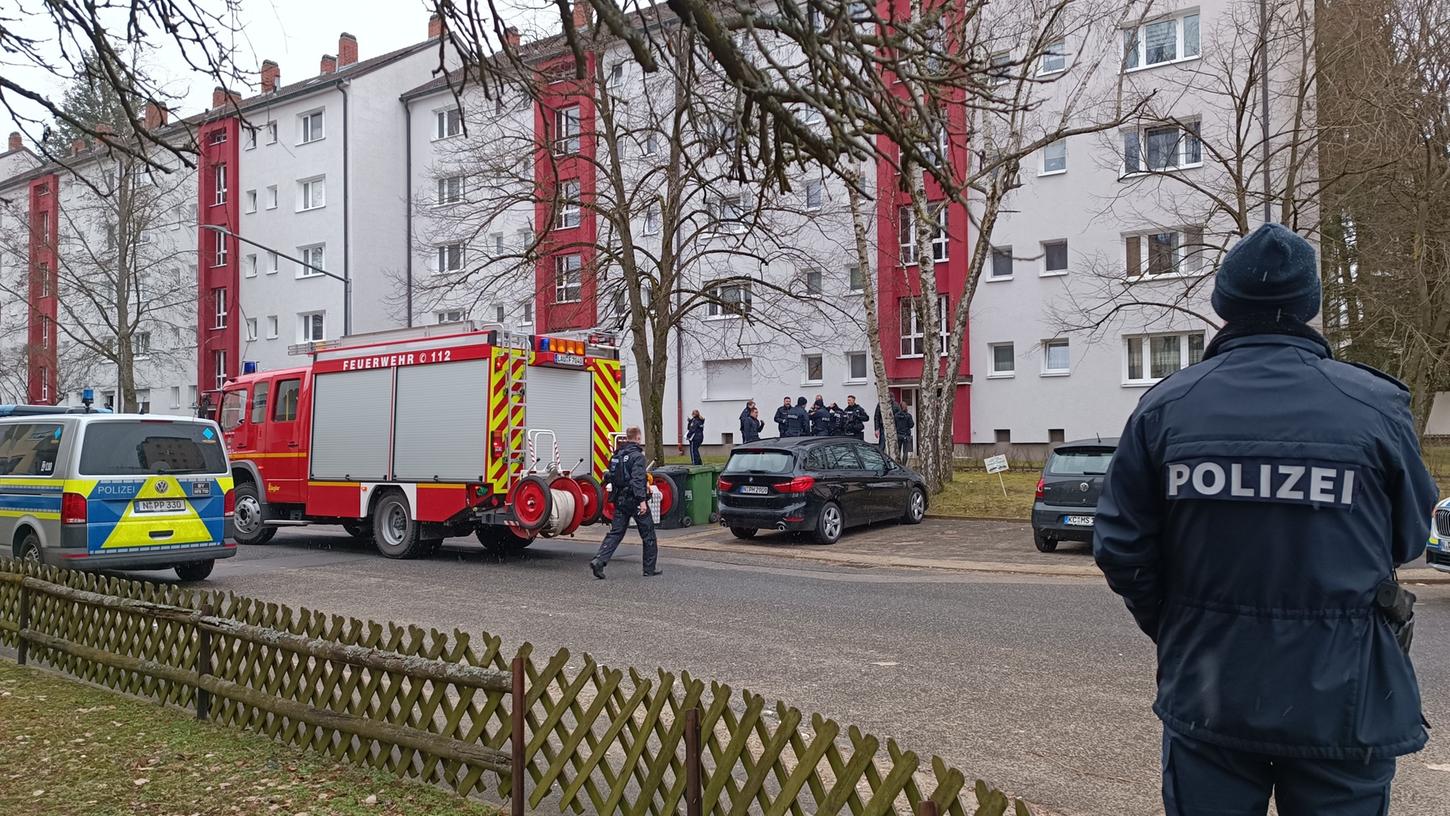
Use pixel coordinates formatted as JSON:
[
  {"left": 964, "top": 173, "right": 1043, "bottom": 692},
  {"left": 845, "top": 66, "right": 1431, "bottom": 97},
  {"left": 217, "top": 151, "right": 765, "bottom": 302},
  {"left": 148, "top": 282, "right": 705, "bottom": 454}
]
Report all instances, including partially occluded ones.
[{"left": 0, "top": 560, "right": 1031, "bottom": 816}]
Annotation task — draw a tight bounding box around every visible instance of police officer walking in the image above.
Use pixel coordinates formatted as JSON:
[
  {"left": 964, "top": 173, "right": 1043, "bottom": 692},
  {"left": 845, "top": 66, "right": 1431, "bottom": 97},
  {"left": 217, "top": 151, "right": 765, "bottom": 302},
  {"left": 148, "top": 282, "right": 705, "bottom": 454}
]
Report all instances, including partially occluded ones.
[
  {"left": 843, "top": 396, "right": 868, "bottom": 441},
  {"left": 590, "top": 427, "right": 662, "bottom": 579},
  {"left": 1094, "top": 224, "right": 1438, "bottom": 816}
]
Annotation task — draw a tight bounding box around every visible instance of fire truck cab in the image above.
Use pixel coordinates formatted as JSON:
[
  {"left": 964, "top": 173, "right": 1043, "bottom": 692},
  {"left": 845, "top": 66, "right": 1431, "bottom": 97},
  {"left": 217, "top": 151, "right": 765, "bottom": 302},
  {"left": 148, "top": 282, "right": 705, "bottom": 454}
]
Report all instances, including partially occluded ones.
[{"left": 214, "top": 322, "right": 622, "bottom": 558}]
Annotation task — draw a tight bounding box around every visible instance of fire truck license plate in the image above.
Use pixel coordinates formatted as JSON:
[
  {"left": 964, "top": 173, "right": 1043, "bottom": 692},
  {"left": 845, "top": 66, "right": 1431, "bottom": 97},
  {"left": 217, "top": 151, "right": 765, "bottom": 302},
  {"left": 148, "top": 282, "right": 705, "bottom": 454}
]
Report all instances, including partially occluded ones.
[
  {"left": 137, "top": 499, "right": 186, "bottom": 513},
  {"left": 740, "top": 485, "right": 770, "bottom": 495}
]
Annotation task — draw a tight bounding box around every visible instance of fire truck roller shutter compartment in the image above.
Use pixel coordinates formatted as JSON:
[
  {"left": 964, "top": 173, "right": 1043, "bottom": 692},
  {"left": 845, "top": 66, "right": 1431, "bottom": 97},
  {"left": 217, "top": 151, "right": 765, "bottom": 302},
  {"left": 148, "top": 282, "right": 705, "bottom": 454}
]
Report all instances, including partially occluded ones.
[
  {"left": 392, "top": 359, "right": 491, "bottom": 482},
  {"left": 310, "top": 369, "right": 393, "bottom": 480},
  {"left": 525, "top": 366, "right": 593, "bottom": 473}
]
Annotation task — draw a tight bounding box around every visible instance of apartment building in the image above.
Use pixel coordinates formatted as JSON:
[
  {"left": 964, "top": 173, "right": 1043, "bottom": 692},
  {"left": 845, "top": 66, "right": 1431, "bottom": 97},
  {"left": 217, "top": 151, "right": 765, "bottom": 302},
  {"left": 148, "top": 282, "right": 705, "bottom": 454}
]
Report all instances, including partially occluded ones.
[
  {"left": 195, "top": 18, "right": 447, "bottom": 398},
  {"left": 0, "top": 114, "right": 200, "bottom": 413}
]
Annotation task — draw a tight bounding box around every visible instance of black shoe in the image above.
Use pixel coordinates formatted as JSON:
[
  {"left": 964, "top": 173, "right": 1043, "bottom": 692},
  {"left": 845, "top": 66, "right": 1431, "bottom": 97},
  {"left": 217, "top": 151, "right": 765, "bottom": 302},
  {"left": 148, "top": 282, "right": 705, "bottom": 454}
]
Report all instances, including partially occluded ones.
[
  {"left": 590, "top": 561, "right": 606, "bottom": 580},
  {"left": 643, "top": 569, "right": 663, "bottom": 577}
]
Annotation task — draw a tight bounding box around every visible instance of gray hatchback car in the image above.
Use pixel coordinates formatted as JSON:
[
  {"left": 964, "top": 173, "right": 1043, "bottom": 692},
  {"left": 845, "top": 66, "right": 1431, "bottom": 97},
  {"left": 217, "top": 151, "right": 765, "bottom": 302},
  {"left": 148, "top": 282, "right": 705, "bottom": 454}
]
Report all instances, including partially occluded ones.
[{"left": 1030, "top": 438, "right": 1117, "bottom": 553}]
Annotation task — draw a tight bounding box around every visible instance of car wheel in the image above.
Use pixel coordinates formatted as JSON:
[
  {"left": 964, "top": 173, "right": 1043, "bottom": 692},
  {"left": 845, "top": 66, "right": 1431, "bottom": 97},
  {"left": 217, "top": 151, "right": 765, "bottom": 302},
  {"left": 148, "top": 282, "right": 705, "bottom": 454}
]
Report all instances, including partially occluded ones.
[
  {"left": 814, "top": 502, "right": 843, "bottom": 545},
  {"left": 729, "top": 526, "right": 758, "bottom": 540},
  {"left": 175, "top": 560, "right": 215, "bottom": 581},
  {"left": 1034, "top": 530, "right": 1058, "bottom": 553},
  {"left": 372, "top": 493, "right": 429, "bottom": 559},
  {"left": 17, "top": 531, "right": 42, "bottom": 566},
  {"left": 231, "top": 482, "right": 277, "bottom": 545},
  {"left": 901, "top": 487, "right": 926, "bottom": 525}
]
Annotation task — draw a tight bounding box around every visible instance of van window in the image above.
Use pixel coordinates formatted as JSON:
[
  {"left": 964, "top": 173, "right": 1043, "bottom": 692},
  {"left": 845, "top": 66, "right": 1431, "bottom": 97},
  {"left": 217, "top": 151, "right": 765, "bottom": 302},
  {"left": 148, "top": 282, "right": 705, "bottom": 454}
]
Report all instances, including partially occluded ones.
[
  {"left": 272, "top": 378, "right": 300, "bottom": 422},
  {"left": 219, "top": 389, "right": 246, "bottom": 430},
  {"left": 79, "top": 420, "right": 228, "bottom": 476},
  {"left": 0, "top": 423, "right": 63, "bottom": 476},
  {"left": 250, "top": 381, "right": 270, "bottom": 424}
]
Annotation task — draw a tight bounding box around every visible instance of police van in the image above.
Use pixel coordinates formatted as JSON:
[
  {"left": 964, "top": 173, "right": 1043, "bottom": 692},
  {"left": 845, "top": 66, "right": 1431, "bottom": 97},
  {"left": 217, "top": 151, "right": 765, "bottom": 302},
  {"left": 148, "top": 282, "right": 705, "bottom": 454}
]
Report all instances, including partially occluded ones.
[
  {"left": 1430, "top": 497, "right": 1450, "bottom": 573},
  {"left": 0, "top": 413, "right": 235, "bottom": 581}
]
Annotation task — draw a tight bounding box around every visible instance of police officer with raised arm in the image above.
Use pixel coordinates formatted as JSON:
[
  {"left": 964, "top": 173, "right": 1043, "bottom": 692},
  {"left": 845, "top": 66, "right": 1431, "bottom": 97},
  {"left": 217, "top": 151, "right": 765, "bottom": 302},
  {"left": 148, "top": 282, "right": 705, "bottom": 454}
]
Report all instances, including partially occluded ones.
[
  {"left": 1094, "top": 224, "right": 1438, "bottom": 816},
  {"left": 590, "top": 427, "right": 662, "bottom": 579}
]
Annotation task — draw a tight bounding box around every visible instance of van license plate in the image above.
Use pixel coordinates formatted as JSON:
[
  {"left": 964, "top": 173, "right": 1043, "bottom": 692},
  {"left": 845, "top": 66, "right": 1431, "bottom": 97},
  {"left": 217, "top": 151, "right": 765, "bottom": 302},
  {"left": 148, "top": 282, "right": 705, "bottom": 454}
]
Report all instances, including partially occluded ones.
[
  {"left": 1063, "top": 515, "right": 1095, "bottom": 527},
  {"left": 739, "top": 485, "right": 770, "bottom": 495},
  {"left": 137, "top": 499, "right": 186, "bottom": 513}
]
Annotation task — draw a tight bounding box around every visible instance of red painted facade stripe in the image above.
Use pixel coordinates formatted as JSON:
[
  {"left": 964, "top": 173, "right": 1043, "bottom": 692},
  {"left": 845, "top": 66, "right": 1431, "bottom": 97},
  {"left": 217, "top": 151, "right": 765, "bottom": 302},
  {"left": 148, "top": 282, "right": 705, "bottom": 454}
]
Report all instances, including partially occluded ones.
[
  {"left": 197, "top": 117, "right": 241, "bottom": 405},
  {"left": 533, "top": 53, "right": 598, "bottom": 333},
  {"left": 26, "top": 174, "right": 60, "bottom": 403}
]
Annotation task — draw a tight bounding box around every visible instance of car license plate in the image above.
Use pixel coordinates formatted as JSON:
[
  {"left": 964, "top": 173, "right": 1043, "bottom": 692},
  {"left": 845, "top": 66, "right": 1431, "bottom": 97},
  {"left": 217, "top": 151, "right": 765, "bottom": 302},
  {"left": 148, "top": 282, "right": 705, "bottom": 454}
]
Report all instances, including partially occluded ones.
[
  {"left": 136, "top": 499, "right": 186, "bottom": 513},
  {"left": 1063, "top": 515, "right": 1095, "bottom": 527},
  {"left": 739, "top": 485, "right": 770, "bottom": 495}
]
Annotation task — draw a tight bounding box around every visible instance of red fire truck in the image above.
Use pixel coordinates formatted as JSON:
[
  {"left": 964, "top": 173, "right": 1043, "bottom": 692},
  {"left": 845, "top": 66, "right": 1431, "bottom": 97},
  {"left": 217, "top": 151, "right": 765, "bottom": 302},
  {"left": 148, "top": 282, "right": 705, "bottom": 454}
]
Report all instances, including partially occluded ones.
[{"left": 213, "top": 322, "right": 623, "bottom": 558}]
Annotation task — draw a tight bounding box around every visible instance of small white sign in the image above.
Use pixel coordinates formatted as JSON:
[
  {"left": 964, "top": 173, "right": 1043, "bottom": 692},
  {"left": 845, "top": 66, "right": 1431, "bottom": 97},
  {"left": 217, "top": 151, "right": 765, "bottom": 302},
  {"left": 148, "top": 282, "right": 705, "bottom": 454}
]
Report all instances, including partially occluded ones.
[{"left": 984, "top": 454, "right": 1009, "bottom": 474}]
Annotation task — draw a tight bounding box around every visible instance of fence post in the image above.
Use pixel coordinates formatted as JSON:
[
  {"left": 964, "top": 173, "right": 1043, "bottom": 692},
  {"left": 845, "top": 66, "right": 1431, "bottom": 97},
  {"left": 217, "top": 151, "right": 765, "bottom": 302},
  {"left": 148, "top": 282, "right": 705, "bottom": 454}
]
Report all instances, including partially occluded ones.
[
  {"left": 195, "top": 601, "right": 213, "bottom": 721},
  {"left": 16, "top": 581, "right": 30, "bottom": 666},
  {"left": 685, "top": 705, "right": 702, "bottom": 816},
  {"left": 511, "top": 654, "right": 525, "bottom": 816}
]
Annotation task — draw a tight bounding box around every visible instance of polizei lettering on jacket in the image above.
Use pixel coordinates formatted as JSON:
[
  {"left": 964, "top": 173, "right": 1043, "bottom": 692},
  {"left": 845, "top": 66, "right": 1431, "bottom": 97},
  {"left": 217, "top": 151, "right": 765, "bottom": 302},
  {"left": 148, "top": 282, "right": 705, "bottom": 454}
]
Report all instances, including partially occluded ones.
[{"left": 1165, "top": 458, "right": 1358, "bottom": 508}]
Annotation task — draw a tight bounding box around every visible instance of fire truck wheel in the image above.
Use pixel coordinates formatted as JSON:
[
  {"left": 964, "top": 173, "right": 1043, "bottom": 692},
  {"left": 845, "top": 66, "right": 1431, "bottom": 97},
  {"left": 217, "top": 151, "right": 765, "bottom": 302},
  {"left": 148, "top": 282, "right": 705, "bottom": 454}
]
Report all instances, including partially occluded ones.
[
  {"left": 232, "top": 482, "right": 277, "bottom": 546},
  {"left": 574, "top": 475, "right": 604, "bottom": 525},
  {"left": 372, "top": 492, "right": 429, "bottom": 559},
  {"left": 510, "top": 475, "right": 553, "bottom": 531},
  {"left": 476, "top": 525, "right": 534, "bottom": 554}
]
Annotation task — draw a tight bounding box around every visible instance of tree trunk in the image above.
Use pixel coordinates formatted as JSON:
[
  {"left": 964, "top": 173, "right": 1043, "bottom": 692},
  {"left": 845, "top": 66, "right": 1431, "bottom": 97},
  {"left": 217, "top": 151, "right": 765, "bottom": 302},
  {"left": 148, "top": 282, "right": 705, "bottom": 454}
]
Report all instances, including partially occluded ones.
[{"left": 845, "top": 166, "right": 899, "bottom": 456}]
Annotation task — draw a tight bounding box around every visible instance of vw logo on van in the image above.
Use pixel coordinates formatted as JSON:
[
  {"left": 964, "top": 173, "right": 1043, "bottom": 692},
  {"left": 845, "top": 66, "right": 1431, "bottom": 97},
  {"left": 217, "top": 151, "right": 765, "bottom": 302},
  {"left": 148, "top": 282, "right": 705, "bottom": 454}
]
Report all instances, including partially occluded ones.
[{"left": 155, "top": 481, "right": 170, "bottom": 495}]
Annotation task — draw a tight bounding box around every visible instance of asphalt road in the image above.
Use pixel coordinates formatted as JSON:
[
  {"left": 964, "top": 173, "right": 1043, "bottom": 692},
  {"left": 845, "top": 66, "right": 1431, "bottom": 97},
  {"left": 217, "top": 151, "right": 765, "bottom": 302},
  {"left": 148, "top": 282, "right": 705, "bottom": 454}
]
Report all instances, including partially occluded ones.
[{"left": 177, "top": 527, "right": 1449, "bottom": 816}]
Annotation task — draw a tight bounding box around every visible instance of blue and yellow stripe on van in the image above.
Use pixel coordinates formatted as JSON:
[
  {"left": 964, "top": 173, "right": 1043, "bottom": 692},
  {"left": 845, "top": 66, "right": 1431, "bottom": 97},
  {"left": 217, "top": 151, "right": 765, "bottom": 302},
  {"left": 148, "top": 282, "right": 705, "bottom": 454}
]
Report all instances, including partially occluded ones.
[
  {"left": 0, "top": 478, "right": 63, "bottom": 520},
  {"left": 76, "top": 475, "right": 233, "bottom": 552}
]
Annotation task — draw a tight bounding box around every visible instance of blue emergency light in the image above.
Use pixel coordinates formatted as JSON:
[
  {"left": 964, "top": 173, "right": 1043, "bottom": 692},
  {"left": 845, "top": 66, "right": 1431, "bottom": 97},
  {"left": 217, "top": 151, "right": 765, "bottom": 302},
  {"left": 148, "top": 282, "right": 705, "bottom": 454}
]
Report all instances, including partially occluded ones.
[{"left": 242, "top": 360, "right": 259, "bottom": 374}]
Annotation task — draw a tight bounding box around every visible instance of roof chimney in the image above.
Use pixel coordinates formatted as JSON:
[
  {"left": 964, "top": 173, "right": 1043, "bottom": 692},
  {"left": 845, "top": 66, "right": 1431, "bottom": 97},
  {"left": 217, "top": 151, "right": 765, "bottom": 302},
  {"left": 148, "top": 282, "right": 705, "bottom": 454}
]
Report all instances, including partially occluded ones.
[
  {"left": 338, "top": 33, "right": 358, "bottom": 67},
  {"left": 572, "top": 0, "right": 592, "bottom": 31},
  {"left": 505, "top": 26, "right": 521, "bottom": 48},
  {"left": 70, "top": 137, "right": 85, "bottom": 156},
  {"left": 261, "top": 59, "right": 280, "bottom": 93},
  {"left": 428, "top": 13, "right": 444, "bottom": 39},
  {"left": 211, "top": 85, "right": 230, "bottom": 109},
  {"left": 6, "top": 132, "right": 20, "bottom": 153},
  {"left": 320, "top": 54, "right": 337, "bottom": 75},
  {"left": 143, "top": 101, "right": 168, "bottom": 130}
]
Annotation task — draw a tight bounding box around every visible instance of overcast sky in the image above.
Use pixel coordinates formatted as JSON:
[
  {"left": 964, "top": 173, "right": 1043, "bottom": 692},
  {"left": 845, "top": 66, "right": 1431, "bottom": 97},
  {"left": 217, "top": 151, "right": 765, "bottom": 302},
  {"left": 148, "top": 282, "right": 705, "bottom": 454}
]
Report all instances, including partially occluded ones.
[{"left": 3, "top": 0, "right": 554, "bottom": 146}]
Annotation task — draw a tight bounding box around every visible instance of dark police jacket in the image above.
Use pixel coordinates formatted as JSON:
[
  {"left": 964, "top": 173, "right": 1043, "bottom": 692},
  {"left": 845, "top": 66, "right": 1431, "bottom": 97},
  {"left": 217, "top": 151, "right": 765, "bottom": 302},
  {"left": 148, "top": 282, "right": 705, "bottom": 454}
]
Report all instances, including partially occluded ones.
[
  {"left": 607, "top": 442, "right": 648, "bottom": 507},
  {"left": 686, "top": 416, "right": 704, "bottom": 444},
  {"left": 783, "top": 406, "right": 810, "bottom": 437},
  {"left": 774, "top": 405, "right": 791, "bottom": 434},
  {"left": 1094, "top": 334, "right": 1437, "bottom": 759}
]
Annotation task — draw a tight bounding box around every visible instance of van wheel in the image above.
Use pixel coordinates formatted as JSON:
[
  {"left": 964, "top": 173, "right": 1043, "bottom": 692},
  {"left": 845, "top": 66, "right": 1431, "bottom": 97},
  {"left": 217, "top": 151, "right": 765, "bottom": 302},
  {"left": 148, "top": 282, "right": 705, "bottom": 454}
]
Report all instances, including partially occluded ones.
[
  {"left": 372, "top": 493, "right": 428, "bottom": 559},
  {"left": 1034, "top": 530, "right": 1059, "bottom": 553},
  {"left": 813, "top": 502, "right": 843, "bottom": 545},
  {"left": 729, "top": 526, "right": 758, "bottom": 540},
  {"left": 17, "top": 531, "right": 42, "bottom": 566},
  {"left": 232, "top": 482, "right": 276, "bottom": 545},
  {"left": 175, "top": 560, "right": 215, "bottom": 581}
]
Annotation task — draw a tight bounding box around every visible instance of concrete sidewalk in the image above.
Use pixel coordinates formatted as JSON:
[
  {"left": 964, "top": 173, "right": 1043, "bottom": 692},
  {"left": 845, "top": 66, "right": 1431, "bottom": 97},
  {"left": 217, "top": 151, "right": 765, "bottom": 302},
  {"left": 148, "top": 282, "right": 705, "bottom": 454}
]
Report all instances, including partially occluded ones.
[{"left": 653, "top": 517, "right": 1450, "bottom": 584}]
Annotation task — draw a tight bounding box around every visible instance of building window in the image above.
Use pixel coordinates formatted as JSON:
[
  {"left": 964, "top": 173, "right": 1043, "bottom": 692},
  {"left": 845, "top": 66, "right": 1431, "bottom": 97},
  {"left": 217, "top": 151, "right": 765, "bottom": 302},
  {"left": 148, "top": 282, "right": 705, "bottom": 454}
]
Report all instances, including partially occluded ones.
[
  {"left": 1125, "top": 331, "right": 1206, "bottom": 383},
  {"left": 1123, "top": 12, "right": 1200, "bottom": 71},
  {"left": 266, "top": 121, "right": 278, "bottom": 144},
  {"left": 848, "top": 265, "right": 864, "bottom": 292},
  {"left": 245, "top": 317, "right": 258, "bottom": 341},
  {"left": 553, "top": 106, "right": 581, "bottom": 154},
  {"left": 988, "top": 52, "right": 1011, "bottom": 85},
  {"left": 714, "top": 194, "right": 746, "bottom": 233},
  {"left": 608, "top": 62, "right": 625, "bottom": 88},
  {"left": 989, "top": 343, "right": 1015, "bottom": 376},
  {"left": 437, "top": 175, "right": 464, "bottom": 205},
  {"left": 897, "top": 205, "right": 948, "bottom": 266},
  {"left": 1042, "top": 240, "right": 1069, "bottom": 276},
  {"left": 244, "top": 127, "right": 257, "bottom": 150},
  {"left": 990, "top": 246, "right": 1013, "bottom": 279},
  {"left": 805, "top": 268, "right": 823, "bottom": 296},
  {"left": 805, "top": 179, "right": 823, "bottom": 211},
  {"left": 437, "top": 309, "right": 465, "bottom": 324},
  {"left": 265, "top": 185, "right": 278, "bottom": 209},
  {"left": 213, "top": 350, "right": 226, "bottom": 391},
  {"left": 298, "top": 177, "right": 325, "bottom": 211},
  {"left": 170, "top": 386, "right": 182, "bottom": 409},
  {"left": 299, "top": 311, "right": 325, "bottom": 343},
  {"left": 554, "top": 254, "right": 583, "bottom": 303},
  {"left": 266, "top": 315, "right": 278, "bottom": 339},
  {"left": 520, "top": 299, "right": 534, "bottom": 326},
  {"left": 298, "top": 244, "right": 325, "bottom": 278},
  {"left": 245, "top": 253, "right": 257, "bottom": 278},
  {"left": 803, "top": 354, "right": 824, "bottom": 385},
  {"left": 434, "top": 107, "right": 462, "bottom": 140},
  {"left": 1124, "top": 121, "right": 1202, "bottom": 174},
  {"left": 643, "top": 205, "right": 660, "bottom": 235},
  {"left": 266, "top": 251, "right": 279, "bottom": 275},
  {"left": 493, "top": 304, "right": 506, "bottom": 322},
  {"left": 212, "top": 232, "right": 227, "bottom": 267},
  {"left": 898, "top": 295, "right": 949, "bottom": 358},
  {"left": 300, "top": 110, "right": 324, "bottom": 144},
  {"left": 1126, "top": 227, "right": 1206, "bottom": 277},
  {"left": 212, "top": 287, "right": 227, "bottom": 328},
  {"left": 931, "top": 206, "right": 949, "bottom": 262},
  {"left": 212, "top": 163, "right": 227, "bottom": 205},
  {"left": 436, "top": 242, "right": 464, "bottom": 273},
  {"left": 1039, "top": 39, "right": 1067, "bottom": 74},
  {"left": 1042, "top": 339, "right": 1071, "bottom": 374},
  {"left": 556, "top": 180, "right": 581, "bottom": 228},
  {"left": 846, "top": 351, "right": 868, "bottom": 382},
  {"left": 1042, "top": 140, "right": 1067, "bottom": 174},
  {"left": 244, "top": 189, "right": 257, "bottom": 213},
  {"left": 706, "top": 282, "right": 752, "bottom": 318}
]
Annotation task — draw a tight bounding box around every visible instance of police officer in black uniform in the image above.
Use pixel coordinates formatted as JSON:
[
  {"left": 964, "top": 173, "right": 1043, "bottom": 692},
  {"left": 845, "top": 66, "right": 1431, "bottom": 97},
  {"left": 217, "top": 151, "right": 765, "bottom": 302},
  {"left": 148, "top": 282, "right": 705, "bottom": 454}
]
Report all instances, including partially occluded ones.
[
  {"left": 783, "top": 397, "right": 810, "bottom": 437},
  {"left": 843, "top": 395, "right": 868, "bottom": 441},
  {"left": 774, "top": 397, "right": 792, "bottom": 437},
  {"left": 1094, "top": 224, "right": 1438, "bottom": 816},
  {"left": 590, "top": 427, "right": 661, "bottom": 579}
]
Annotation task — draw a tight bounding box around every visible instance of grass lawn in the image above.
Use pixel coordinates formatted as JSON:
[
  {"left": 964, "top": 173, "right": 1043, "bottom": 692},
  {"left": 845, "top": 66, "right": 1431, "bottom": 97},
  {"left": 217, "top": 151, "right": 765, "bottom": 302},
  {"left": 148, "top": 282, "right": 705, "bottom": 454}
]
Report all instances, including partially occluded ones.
[
  {"left": 0, "top": 662, "right": 499, "bottom": 816},
  {"left": 929, "top": 469, "right": 1038, "bottom": 520}
]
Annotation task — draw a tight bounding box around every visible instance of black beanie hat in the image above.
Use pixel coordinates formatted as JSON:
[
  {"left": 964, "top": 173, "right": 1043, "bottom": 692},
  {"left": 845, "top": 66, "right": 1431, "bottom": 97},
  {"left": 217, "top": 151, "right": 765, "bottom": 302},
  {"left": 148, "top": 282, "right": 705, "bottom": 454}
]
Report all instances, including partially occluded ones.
[{"left": 1211, "top": 223, "right": 1321, "bottom": 322}]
